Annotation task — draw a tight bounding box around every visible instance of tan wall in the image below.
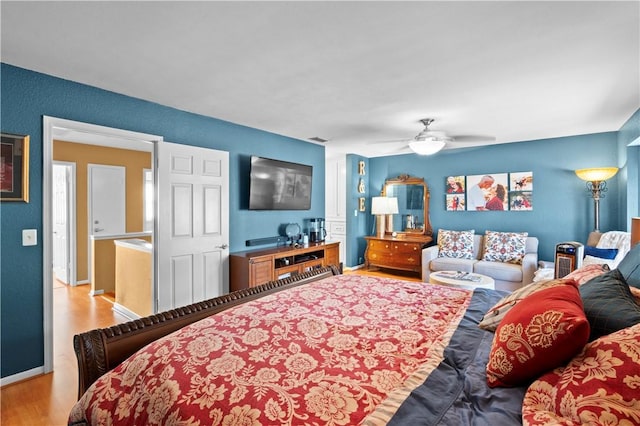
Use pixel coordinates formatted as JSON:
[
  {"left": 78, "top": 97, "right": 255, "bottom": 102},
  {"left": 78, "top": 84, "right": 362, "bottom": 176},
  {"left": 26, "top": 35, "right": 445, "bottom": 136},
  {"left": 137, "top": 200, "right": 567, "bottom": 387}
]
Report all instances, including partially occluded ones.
[
  {"left": 92, "top": 235, "right": 152, "bottom": 295},
  {"left": 115, "top": 244, "right": 152, "bottom": 317},
  {"left": 54, "top": 141, "right": 152, "bottom": 282}
]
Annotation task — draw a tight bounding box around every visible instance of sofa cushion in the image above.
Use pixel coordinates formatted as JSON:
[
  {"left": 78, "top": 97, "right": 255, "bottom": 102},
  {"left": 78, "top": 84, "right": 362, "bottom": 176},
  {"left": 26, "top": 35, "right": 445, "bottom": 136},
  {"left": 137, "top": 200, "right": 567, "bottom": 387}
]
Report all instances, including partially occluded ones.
[
  {"left": 482, "top": 231, "right": 528, "bottom": 264},
  {"left": 474, "top": 260, "right": 523, "bottom": 283},
  {"left": 437, "top": 229, "right": 475, "bottom": 259},
  {"left": 430, "top": 257, "right": 476, "bottom": 273}
]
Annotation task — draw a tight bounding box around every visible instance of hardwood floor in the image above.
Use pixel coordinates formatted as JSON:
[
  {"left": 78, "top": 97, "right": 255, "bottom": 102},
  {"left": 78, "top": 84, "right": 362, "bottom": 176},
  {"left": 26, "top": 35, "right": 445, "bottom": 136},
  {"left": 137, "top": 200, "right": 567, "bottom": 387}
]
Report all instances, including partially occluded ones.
[
  {"left": 1, "top": 282, "right": 127, "bottom": 426},
  {"left": 0, "top": 268, "right": 416, "bottom": 425}
]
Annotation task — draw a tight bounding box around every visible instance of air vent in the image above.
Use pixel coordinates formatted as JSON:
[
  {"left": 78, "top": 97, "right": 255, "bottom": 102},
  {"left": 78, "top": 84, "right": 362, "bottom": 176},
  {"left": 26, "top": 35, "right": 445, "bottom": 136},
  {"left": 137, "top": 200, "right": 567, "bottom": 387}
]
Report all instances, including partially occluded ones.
[{"left": 308, "top": 137, "right": 328, "bottom": 143}]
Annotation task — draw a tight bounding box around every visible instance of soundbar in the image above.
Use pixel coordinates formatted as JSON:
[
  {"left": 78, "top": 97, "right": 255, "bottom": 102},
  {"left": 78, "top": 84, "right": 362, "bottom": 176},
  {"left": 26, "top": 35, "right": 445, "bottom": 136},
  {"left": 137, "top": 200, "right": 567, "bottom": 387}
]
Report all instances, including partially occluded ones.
[{"left": 246, "top": 236, "right": 288, "bottom": 247}]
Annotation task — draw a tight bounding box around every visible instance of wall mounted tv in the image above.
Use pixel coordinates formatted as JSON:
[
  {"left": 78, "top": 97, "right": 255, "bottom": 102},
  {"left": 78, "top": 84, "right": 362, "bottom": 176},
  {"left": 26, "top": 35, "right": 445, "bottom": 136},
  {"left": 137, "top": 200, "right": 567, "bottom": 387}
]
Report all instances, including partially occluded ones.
[{"left": 249, "top": 156, "right": 313, "bottom": 210}]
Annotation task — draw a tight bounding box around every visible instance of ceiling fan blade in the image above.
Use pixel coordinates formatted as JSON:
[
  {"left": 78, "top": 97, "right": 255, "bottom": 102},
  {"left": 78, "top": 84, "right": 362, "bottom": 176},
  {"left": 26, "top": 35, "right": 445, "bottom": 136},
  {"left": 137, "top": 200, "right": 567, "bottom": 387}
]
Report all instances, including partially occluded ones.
[
  {"left": 367, "top": 138, "right": 410, "bottom": 145},
  {"left": 449, "top": 135, "right": 496, "bottom": 143}
]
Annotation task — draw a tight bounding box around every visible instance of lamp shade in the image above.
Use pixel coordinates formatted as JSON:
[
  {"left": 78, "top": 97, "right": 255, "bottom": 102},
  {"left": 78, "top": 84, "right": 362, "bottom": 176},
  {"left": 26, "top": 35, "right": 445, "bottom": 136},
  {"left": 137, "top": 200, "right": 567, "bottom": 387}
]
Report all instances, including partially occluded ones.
[
  {"left": 409, "top": 139, "right": 446, "bottom": 155},
  {"left": 371, "top": 196, "right": 398, "bottom": 215},
  {"left": 575, "top": 167, "right": 618, "bottom": 182}
]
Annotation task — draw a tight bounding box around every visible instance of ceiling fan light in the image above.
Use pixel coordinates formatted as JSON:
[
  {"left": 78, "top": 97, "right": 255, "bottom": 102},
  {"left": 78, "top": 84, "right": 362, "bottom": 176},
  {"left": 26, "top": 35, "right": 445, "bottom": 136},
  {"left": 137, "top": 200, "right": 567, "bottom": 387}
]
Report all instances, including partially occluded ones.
[{"left": 409, "top": 139, "right": 446, "bottom": 155}]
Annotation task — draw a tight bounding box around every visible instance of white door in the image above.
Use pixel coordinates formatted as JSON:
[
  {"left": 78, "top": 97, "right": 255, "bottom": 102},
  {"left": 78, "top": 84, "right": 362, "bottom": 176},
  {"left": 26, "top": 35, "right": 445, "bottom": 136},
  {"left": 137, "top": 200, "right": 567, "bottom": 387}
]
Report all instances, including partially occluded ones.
[
  {"left": 88, "top": 165, "right": 126, "bottom": 236},
  {"left": 156, "top": 142, "right": 229, "bottom": 312},
  {"left": 52, "top": 163, "right": 71, "bottom": 284}
]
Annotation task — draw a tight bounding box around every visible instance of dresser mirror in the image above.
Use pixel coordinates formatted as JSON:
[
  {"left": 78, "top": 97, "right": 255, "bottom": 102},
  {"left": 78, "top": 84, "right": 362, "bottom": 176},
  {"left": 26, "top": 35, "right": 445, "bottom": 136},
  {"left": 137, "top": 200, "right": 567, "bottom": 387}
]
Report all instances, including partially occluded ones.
[{"left": 382, "top": 175, "right": 432, "bottom": 236}]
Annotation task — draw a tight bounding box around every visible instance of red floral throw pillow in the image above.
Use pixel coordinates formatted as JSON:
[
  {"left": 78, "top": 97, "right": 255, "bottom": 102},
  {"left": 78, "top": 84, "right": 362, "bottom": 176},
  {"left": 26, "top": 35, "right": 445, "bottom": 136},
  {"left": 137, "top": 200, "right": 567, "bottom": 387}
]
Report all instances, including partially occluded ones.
[
  {"left": 522, "top": 323, "right": 640, "bottom": 425},
  {"left": 486, "top": 281, "right": 590, "bottom": 388}
]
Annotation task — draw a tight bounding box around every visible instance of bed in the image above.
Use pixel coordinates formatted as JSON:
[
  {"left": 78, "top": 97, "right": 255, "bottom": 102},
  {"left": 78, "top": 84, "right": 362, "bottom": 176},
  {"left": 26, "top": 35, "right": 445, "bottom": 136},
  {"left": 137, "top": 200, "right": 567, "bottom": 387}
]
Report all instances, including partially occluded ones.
[{"left": 69, "top": 258, "right": 640, "bottom": 425}]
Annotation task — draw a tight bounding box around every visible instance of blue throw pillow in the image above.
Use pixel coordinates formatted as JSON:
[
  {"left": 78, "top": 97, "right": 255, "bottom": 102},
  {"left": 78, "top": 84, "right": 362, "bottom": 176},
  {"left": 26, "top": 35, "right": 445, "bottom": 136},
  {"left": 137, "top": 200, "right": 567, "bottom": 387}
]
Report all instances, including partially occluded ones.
[{"left": 584, "top": 246, "right": 618, "bottom": 260}]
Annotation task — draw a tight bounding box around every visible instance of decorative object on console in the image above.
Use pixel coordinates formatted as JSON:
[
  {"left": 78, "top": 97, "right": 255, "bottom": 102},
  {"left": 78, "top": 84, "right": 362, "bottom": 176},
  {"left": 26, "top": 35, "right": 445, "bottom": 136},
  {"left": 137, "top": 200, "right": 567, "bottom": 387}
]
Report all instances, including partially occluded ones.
[
  {"left": 371, "top": 196, "right": 397, "bottom": 238},
  {"left": 575, "top": 166, "right": 619, "bottom": 232}
]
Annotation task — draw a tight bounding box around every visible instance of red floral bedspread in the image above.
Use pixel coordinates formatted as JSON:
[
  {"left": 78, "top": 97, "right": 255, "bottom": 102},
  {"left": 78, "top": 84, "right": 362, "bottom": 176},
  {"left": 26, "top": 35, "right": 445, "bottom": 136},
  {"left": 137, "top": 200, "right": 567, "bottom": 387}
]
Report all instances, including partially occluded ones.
[{"left": 69, "top": 274, "right": 472, "bottom": 426}]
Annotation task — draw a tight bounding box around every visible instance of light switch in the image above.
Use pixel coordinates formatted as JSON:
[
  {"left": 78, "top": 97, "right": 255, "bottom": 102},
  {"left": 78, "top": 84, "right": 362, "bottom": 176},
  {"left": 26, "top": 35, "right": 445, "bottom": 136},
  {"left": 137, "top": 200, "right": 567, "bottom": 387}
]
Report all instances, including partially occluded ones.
[{"left": 22, "top": 229, "right": 37, "bottom": 246}]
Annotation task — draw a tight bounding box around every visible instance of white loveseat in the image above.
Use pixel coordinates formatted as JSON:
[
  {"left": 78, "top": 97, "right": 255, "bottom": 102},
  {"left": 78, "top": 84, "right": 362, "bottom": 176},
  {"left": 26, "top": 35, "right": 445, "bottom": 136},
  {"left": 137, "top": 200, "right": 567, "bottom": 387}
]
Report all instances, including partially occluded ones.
[{"left": 422, "top": 233, "right": 539, "bottom": 292}]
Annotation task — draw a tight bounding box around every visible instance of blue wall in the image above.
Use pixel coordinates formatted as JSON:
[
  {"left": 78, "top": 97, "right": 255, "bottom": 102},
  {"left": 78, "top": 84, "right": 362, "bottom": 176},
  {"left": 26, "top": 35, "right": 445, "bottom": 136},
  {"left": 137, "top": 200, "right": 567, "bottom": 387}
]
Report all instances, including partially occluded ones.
[
  {"left": 0, "top": 64, "right": 325, "bottom": 377},
  {"left": 351, "top": 132, "right": 626, "bottom": 266},
  {"left": 1, "top": 62, "right": 638, "bottom": 379}
]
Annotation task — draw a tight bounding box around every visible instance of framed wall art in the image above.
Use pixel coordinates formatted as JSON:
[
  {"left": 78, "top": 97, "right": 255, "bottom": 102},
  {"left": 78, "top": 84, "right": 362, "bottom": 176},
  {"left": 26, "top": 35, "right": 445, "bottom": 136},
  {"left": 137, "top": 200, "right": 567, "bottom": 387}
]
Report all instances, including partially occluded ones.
[
  {"left": 466, "top": 173, "right": 508, "bottom": 211},
  {"left": 509, "top": 171, "right": 533, "bottom": 211},
  {"left": 1, "top": 133, "right": 29, "bottom": 202}
]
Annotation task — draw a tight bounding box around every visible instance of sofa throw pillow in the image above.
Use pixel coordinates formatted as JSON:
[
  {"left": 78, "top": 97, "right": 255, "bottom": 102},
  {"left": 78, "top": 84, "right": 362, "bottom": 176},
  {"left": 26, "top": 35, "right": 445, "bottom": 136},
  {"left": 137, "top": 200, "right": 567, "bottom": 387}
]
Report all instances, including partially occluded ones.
[
  {"left": 563, "top": 263, "right": 609, "bottom": 285},
  {"left": 482, "top": 231, "right": 528, "bottom": 265},
  {"left": 522, "top": 323, "right": 640, "bottom": 426},
  {"left": 584, "top": 246, "right": 618, "bottom": 260},
  {"left": 479, "top": 278, "right": 575, "bottom": 332},
  {"left": 437, "top": 229, "right": 474, "bottom": 259},
  {"left": 579, "top": 269, "right": 640, "bottom": 341},
  {"left": 486, "top": 281, "right": 590, "bottom": 388}
]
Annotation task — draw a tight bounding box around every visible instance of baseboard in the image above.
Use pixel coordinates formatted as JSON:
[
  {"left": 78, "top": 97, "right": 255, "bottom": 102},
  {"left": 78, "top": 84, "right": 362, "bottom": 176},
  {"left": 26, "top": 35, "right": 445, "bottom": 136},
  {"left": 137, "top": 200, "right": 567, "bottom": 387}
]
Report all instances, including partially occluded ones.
[
  {"left": 112, "top": 303, "right": 141, "bottom": 321},
  {"left": 89, "top": 289, "right": 105, "bottom": 296},
  {"left": 0, "top": 366, "right": 44, "bottom": 387}
]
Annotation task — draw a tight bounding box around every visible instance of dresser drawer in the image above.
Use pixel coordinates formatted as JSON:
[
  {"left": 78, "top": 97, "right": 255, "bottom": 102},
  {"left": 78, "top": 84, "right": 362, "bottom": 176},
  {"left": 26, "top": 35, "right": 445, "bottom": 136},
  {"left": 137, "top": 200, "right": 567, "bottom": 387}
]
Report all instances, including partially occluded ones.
[{"left": 392, "top": 242, "right": 422, "bottom": 255}]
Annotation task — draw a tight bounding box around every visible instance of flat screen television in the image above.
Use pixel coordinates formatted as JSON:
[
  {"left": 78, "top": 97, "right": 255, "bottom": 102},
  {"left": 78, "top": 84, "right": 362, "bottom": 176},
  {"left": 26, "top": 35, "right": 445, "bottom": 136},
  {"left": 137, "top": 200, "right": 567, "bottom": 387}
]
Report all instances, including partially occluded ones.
[{"left": 249, "top": 156, "right": 312, "bottom": 210}]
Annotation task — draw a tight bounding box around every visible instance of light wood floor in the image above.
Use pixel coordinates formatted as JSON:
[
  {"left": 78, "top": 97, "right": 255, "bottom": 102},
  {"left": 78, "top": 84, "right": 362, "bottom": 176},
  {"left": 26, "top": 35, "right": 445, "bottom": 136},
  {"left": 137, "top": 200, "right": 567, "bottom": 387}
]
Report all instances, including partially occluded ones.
[
  {"left": 0, "top": 267, "right": 417, "bottom": 425},
  {"left": 1, "top": 282, "right": 128, "bottom": 426}
]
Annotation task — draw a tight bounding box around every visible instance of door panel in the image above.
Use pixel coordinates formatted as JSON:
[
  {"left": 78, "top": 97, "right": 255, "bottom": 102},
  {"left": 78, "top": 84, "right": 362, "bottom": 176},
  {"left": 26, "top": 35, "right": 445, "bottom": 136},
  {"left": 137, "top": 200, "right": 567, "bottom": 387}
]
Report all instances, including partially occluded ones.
[
  {"left": 157, "top": 142, "right": 229, "bottom": 312},
  {"left": 89, "top": 165, "right": 125, "bottom": 236},
  {"left": 52, "top": 164, "right": 70, "bottom": 284}
]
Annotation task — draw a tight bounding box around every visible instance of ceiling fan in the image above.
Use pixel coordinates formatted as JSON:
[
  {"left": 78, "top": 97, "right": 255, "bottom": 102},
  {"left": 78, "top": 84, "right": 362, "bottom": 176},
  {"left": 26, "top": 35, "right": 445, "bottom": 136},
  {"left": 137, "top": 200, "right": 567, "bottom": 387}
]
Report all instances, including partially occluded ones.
[{"left": 374, "top": 118, "right": 495, "bottom": 156}]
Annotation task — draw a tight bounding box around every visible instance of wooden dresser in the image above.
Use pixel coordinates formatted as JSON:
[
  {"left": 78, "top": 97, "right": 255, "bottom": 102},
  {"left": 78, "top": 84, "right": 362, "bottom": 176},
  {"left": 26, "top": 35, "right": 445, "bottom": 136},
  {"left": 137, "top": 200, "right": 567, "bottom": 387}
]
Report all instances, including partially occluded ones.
[
  {"left": 364, "top": 235, "right": 433, "bottom": 276},
  {"left": 230, "top": 241, "right": 340, "bottom": 292}
]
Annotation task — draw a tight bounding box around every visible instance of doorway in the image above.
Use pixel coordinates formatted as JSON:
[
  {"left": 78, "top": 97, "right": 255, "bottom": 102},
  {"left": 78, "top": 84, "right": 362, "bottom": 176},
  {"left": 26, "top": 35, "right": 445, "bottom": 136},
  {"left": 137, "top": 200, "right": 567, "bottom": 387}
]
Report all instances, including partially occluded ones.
[{"left": 43, "top": 117, "right": 160, "bottom": 373}]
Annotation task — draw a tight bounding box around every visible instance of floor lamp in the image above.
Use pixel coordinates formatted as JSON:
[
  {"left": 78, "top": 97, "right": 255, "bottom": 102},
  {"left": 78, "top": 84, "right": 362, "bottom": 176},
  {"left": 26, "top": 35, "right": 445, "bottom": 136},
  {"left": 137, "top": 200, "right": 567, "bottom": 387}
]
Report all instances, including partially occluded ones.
[{"left": 575, "top": 167, "right": 618, "bottom": 232}]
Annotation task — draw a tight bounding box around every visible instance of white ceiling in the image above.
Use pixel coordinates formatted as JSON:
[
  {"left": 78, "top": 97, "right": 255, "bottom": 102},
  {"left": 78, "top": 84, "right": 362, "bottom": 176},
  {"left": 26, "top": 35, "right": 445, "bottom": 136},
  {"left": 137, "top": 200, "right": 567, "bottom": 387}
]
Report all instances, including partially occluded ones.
[{"left": 2, "top": 1, "right": 639, "bottom": 157}]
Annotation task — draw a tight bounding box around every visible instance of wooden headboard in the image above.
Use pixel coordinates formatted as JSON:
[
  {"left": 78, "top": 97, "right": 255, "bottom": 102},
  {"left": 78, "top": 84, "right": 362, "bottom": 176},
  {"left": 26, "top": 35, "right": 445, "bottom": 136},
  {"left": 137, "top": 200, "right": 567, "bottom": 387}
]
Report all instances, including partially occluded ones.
[{"left": 73, "top": 265, "right": 341, "bottom": 399}]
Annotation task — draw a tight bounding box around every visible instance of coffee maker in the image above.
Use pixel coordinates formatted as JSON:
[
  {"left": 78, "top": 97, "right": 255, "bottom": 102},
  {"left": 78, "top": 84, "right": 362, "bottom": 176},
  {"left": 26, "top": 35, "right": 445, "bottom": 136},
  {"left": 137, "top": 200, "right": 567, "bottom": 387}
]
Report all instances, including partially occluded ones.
[{"left": 307, "top": 218, "right": 326, "bottom": 243}]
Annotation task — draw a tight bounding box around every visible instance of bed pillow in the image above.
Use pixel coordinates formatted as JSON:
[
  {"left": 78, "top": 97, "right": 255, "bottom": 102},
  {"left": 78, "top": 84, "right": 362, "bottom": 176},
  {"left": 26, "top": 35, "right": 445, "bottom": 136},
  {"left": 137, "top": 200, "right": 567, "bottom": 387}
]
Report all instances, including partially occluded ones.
[
  {"left": 479, "top": 278, "right": 574, "bottom": 332},
  {"left": 486, "top": 281, "right": 590, "bottom": 388},
  {"left": 564, "top": 263, "right": 609, "bottom": 285},
  {"left": 616, "top": 243, "right": 640, "bottom": 288},
  {"left": 437, "top": 229, "right": 474, "bottom": 259},
  {"left": 579, "top": 268, "right": 640, "bottom": 341},
  {"left": 482, "top": 231, "right": 528, "bottom": 264},
  {"left": 522, "top": 323, "right": 640, "bottom": 425}
]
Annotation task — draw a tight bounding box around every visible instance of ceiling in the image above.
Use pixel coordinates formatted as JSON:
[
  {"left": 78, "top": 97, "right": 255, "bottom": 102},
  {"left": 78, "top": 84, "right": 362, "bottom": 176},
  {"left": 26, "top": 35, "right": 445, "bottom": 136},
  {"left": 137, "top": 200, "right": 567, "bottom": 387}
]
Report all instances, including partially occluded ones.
[{"left": 2, "top": 1, "right": 639, "bottom": 157}]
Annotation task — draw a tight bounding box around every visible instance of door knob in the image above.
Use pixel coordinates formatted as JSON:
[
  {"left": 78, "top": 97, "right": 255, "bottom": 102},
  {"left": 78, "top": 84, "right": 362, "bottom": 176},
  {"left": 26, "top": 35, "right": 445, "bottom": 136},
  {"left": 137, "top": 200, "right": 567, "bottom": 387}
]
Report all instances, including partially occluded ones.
[
  {"left": 216, "top": 244, "right": 229, "bottom": 249},
  {"left": 94, "top": 227, "right": 104, "bottom": 232}
]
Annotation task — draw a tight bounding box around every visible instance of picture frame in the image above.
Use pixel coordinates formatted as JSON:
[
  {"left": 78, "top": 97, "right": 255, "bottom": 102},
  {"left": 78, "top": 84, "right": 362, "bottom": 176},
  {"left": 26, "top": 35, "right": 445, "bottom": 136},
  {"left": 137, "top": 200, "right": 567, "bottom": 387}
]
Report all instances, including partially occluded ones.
[{"left": 1, "top": 133, "right": 29, "bottom": 202}]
